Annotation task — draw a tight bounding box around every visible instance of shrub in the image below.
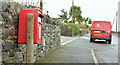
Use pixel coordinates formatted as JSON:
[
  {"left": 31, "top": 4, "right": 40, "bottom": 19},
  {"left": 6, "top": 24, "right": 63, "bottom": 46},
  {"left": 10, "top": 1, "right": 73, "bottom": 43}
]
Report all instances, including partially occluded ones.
[{"left": 64, "top": 19, "right": 68, "bottom": 23}]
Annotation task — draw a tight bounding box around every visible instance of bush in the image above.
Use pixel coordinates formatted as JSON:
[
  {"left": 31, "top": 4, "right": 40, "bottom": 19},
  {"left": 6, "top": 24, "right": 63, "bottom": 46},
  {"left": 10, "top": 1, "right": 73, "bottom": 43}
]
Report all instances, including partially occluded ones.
[
  {"left": 61, "top": 22, "right": 67, "bottom": 26},
  {"left": 61, "top": 23, "right": 80, "bottom": 36},
  {"left": 64, "top": 19, "right": 68, "bottom": 23}
]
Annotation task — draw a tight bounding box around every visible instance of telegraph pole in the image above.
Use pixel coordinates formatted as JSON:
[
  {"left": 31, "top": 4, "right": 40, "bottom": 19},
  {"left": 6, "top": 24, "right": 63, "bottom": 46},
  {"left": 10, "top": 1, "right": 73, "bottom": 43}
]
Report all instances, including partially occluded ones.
[
  {"left": 112, "top": 12, "right": 118, "bottom": 32},
  {"left": 116, "top": 12, "right": 117, "bottom": 32},
  {"left": 40, "top": 0, "right": 43, "bottom": 11},
  {"left": 72, "top": 0, "right": 74, "bottom": 23}
]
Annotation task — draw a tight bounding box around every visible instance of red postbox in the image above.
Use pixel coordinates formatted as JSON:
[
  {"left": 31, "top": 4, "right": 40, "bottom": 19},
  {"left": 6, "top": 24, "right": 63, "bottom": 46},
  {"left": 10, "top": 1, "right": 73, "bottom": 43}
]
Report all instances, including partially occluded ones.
[{"left": 18, "top": 8, "right": 43, "bottom": 44}]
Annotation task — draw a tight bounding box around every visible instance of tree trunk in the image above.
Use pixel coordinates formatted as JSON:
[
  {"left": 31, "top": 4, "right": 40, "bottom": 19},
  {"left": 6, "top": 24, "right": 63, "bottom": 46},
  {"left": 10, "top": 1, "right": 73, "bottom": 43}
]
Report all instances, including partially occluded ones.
[
  {"left": 73, "top": 17, "right": 75, "bottom": 23},
  {"left": 78, "top": 22, "right": 80, "bottom": 27}
]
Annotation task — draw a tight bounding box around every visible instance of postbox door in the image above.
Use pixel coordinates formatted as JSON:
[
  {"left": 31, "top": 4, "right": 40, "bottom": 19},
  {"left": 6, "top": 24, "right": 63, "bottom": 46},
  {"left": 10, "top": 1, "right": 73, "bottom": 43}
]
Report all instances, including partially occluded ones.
[{"left": 18, "top": 9, "right": 43, "bottom": 44}]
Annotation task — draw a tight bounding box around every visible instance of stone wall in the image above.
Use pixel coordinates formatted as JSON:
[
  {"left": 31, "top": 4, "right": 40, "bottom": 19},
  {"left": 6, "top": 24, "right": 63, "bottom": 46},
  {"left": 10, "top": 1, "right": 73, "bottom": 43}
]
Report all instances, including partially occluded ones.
[
  {"left": 79, "top": 29, "right": 89, "bottom": 36},
  {"left": 0, "top": 2, "right": 61, "bottom": 64},
  {"left": 60, "top": 25, "right": 73, "bottom": 37}
]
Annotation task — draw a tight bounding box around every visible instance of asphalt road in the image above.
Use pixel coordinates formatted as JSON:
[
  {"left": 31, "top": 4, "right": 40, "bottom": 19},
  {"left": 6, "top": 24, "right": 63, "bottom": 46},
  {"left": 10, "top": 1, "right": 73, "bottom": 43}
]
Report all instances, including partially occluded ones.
[
  {"left": 118, "top": 35, "right": 120, "bottom": 65},
  {"left": 83, "top": 34, "right": 118, "bottom": 63},
  {"left": 37, "top": 34, "right": 119, "bottom": 65}
]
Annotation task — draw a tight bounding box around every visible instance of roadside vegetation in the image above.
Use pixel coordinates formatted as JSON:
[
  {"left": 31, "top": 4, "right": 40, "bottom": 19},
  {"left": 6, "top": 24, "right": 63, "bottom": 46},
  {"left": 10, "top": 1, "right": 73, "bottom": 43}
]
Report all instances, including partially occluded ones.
[
  {"left": 61, "top": 23, "right": 80, "bottom": 36},
  {"left": 59, "top": 5, "right": 92, "bottom": 36},
  {"left": 59, "top": 5, "right": 92, "bottom": 28}
]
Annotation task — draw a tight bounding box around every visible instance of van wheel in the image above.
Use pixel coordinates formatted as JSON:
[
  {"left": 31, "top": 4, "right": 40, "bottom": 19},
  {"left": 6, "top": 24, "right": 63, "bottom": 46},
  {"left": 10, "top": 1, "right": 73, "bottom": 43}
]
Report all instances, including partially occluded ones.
[
  {"left": 106, "top": 40, "right": 111, "bottom": 44},
  {"left": 90, "top": 38, "right": 93, "bottom": 42},
  {"left": 109, "top": 39, "right": 111, "bottom": 44}
]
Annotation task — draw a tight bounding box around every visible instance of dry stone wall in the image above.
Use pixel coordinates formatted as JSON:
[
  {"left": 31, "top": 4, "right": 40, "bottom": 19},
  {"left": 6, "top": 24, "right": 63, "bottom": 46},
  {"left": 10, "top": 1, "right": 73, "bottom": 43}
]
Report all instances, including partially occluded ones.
[{"left": 0, "top": 2, "right": 61, "bottom": 64}]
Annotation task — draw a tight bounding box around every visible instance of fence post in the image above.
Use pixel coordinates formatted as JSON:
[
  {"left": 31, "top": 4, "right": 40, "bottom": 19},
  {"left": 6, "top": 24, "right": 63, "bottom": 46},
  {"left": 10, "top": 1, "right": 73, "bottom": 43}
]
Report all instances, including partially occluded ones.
[{"left": 26, "top": 13, "right": 34, "bottom": 63}]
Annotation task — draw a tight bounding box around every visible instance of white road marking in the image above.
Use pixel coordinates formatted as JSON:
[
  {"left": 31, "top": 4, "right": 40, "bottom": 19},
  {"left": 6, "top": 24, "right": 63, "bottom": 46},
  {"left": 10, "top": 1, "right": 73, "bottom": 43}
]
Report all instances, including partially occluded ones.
[
  {"left": 80, "top": 37, "right": 90, "bottom": 40},
  {"left": 90, "top": 49, "right": 99, "bottom": 65},
  {"left": 61, "top": 37, "right": 79, "bottom": 45}
]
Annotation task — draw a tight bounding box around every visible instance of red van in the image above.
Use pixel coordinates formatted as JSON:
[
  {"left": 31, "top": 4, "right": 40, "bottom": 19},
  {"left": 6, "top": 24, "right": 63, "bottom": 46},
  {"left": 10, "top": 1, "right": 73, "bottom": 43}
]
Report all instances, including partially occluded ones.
[{"left": 89, "top": 21, "right": 112, "bottom": 44}]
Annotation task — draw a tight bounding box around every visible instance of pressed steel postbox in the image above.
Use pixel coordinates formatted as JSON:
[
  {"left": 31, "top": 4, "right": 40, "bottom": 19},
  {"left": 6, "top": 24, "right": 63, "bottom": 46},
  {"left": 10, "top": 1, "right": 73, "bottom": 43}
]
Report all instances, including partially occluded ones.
[{"left": 18, "top": 9, "right": 43, "bottom": 44}]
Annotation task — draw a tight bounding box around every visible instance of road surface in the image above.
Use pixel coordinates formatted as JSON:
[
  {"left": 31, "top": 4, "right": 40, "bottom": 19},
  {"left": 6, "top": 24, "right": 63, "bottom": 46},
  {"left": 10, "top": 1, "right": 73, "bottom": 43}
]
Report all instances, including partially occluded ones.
[{"left": 36, "top": 34, "right": 119, "bottom": 65}]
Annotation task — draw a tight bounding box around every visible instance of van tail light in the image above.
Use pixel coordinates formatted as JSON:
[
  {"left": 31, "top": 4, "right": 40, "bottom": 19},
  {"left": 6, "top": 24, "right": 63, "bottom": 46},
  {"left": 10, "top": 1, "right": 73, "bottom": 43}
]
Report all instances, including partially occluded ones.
[{"left": 91, "top": 28, "right": 92, "bottom": 30}]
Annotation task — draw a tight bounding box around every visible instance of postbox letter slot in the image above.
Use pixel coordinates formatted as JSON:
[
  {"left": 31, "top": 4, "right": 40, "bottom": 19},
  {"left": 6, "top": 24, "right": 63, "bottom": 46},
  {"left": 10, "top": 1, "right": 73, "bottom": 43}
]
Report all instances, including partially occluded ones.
[{"left": 38, "top": 14, "right": 43, "bottom": 18}]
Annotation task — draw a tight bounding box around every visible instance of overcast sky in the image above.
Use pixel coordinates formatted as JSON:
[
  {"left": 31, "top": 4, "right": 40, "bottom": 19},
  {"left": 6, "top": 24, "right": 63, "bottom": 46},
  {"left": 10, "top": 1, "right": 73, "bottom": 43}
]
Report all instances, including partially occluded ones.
[
  {"left": 14, "top": 0, "right": 119, "bottom": 31},
  {"left": 43, "top": 0, "right": 119, "bottom": 31},
  {"left": 43, "top": 0, "right": 118, "bottom": 20}
]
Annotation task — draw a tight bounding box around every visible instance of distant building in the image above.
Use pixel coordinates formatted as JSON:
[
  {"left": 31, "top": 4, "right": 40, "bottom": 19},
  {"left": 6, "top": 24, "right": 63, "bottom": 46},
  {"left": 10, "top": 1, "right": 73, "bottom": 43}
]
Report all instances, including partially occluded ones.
[{"left": 117, "top": 1, "right": 120, "bottom": 32}]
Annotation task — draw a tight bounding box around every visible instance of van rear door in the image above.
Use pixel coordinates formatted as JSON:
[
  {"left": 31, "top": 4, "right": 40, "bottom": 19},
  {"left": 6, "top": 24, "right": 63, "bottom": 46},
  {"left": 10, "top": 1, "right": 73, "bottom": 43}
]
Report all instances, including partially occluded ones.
[{"left": 92, "top": 21, "right": 112, "bottom": 38}]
